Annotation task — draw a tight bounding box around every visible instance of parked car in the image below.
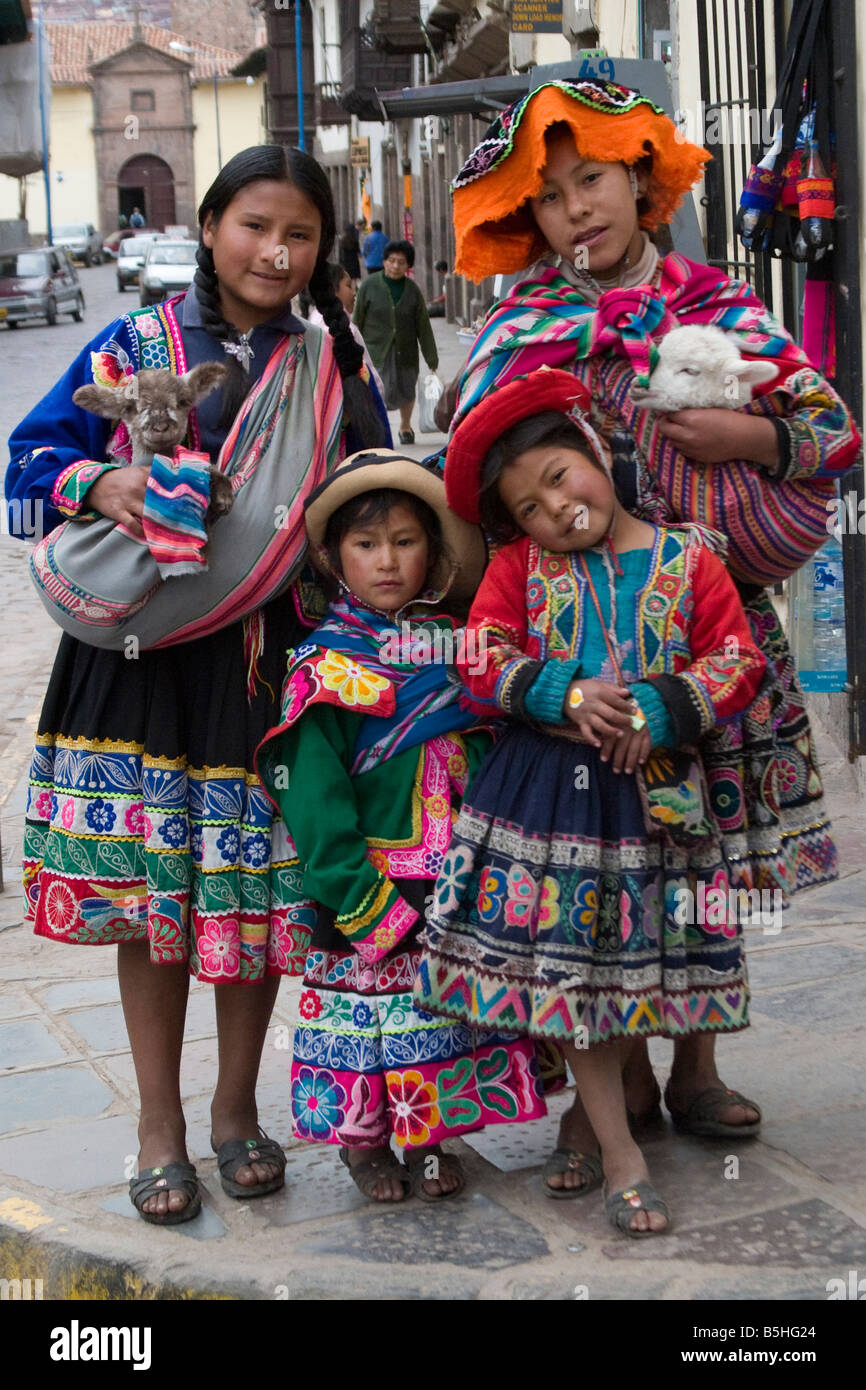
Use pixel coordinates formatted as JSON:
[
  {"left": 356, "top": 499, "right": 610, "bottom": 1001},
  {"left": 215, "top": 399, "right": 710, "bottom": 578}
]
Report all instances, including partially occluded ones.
[
  {"left": 103, "top": 226, "right": 162, "bottom": 260},
  {"left": 116, "top": 235, "right": 172, "bottom": 292},
  {"left": 0, "top": 247, "right": 85, "bottom": 328},
  {"left": 53, "top": 223, "right": 103, "bottom": 266},
  {"left": 139, "top": 239, "right": 198, "bottom": 307}
]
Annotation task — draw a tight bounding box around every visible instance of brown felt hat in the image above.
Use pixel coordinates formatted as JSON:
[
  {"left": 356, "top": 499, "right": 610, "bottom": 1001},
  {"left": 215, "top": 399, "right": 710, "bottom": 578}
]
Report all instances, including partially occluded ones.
[{"left": 304, "top": 449, "right": 487, "bottom": 602}]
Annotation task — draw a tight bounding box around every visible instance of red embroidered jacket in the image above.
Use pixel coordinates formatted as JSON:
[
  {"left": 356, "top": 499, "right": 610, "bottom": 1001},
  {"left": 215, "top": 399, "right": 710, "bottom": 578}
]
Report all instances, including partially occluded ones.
[{"left": 457, "top": 528, "right": 767, "bottom": 747}]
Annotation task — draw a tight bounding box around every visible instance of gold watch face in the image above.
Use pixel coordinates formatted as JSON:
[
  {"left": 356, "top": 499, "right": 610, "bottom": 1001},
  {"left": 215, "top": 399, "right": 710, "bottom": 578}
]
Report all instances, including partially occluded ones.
[{"left": 568, "top": 686, "right": 584, "bottom": 709}]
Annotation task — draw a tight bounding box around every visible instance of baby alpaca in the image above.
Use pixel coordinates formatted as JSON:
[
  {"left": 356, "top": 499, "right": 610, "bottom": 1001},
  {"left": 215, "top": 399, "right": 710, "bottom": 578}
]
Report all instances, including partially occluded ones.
[
  {"left": 629, "top": 324, "right": 780, "bottom": 411},
  {"left": 73, "top": 363, "right": 233, "bottom": 520}
]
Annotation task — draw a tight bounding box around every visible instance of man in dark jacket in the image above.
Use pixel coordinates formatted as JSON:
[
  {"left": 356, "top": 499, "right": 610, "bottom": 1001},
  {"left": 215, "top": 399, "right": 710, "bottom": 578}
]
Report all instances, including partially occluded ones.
[{"left": 353, "top": 240, "right": 439, "bottom": 444}]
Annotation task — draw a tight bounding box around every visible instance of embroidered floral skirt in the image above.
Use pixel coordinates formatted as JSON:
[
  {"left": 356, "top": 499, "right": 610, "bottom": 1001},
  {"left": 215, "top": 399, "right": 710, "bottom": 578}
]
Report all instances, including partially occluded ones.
[
  {"left": 291, "top": 886, "right": 548, "bottom": 1147},
  {"left": 701, "top": 589, "right": 837, "bottom": 900},
  {"left": 23, "top": 594, "right": 315, "bottom": 983},
  {"left": 415, "top": 726, "right": 750, "bottom": 1044}
]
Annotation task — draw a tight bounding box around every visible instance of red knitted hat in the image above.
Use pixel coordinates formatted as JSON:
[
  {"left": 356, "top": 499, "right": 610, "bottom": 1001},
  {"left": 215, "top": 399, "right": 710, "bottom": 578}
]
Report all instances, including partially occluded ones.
[{"left": 445, "top": 368, "right": 606, "bottom": 523}]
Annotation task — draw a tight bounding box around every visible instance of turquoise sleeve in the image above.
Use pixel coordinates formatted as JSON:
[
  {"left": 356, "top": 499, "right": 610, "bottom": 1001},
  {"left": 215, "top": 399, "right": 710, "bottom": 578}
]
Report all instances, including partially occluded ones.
[
  {"left": 524, "top": 658, "right": 582, "bottom": 723},
  {"left": 631, "top": 680, "right": 676, "bottom": 747}
]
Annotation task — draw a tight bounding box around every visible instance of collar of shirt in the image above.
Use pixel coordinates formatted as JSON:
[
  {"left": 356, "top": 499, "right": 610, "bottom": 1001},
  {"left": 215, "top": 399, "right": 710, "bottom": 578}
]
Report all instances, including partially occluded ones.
[{"left": 180, "top": 289, "right": 306, "bottom": 337}]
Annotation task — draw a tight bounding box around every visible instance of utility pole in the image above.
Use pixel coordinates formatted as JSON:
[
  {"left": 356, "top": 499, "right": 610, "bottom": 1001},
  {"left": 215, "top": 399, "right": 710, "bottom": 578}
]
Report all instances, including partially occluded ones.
[
  {"left": 295, "top": 0, "right": 305, "bottom": 150},
  {"left": 36, "top": 4, "right": 53, "bottom": 244}
]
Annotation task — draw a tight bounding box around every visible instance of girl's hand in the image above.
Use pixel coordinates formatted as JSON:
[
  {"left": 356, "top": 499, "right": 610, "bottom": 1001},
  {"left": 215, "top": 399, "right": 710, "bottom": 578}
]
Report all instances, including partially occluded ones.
[
  {"left": 563, "top": 679, "right": 634, "bottom": 746},
  {"left": 600, "top": 725, "right": 652, "bottom": 773},
  {"left": 655, "top": 409, "right": 779, "bottom": 468},
  {"left": 84, "top": 465, "right": 150, "bottom": 538}
]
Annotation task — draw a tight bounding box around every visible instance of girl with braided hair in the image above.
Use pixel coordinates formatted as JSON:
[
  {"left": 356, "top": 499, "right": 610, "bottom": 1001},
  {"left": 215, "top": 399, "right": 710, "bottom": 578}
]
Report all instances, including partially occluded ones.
[{"left": 6, "top": 145, "right": 387, "bottom": 1225}]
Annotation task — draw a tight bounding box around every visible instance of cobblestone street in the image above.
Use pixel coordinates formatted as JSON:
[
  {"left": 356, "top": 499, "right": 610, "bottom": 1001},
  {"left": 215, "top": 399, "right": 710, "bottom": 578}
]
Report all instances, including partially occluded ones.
[{"left": 2, "top": 290, "right": 866, "bottom": 1302}]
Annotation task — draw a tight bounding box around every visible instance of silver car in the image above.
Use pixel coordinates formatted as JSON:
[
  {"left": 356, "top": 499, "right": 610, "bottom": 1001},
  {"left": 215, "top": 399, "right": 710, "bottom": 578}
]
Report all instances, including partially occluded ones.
[
  {"left": 116, "top": 235, "right": 166, "bottom": 292},
  {"left": 139, "top": 240, "right": 199, "bottom": 307},
  {"left": 53, "top": 223, "right": 104, "bottom": 267},
  {"left": 0, "top": 247, "right": 85, "bottom": 327}
]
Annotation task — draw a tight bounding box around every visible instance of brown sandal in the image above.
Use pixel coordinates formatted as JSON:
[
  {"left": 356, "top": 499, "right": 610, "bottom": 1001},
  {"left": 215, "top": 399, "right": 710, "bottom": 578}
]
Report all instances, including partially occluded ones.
[
  {"left": 664, "top": 1083, "right": 762, "bottom": 1138},
  {"left": 404, "top": 1146, "right": 466, "bottom": 1201},
  {"left": 338, "top": 1146, "right": 411, "bottom": 1201}
]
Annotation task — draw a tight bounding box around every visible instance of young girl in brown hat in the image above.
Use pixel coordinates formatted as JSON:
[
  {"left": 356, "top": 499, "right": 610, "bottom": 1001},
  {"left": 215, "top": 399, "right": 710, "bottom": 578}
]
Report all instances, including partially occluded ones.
[
  {"left": 415, "top": 368, "right": 768, "bottom": 1234},
  {"left": 256, "top": 450, "right": 546, "bottom": 1202},
  {"left": 446, "top": 77, "right": 860, "bottom": 1156}
]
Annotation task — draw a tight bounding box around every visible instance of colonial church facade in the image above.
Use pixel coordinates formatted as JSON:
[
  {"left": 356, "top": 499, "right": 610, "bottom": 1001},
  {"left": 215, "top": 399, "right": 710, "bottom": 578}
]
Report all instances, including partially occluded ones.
[{"left": 1, "top": 13, "right": 265, "bottom": 237}]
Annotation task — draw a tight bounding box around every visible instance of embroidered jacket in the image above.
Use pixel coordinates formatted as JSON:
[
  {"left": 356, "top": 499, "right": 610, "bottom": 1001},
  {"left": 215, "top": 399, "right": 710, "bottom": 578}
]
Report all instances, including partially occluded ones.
[{"left": 458, "top": 528, "right": 766, "bottom": 747}]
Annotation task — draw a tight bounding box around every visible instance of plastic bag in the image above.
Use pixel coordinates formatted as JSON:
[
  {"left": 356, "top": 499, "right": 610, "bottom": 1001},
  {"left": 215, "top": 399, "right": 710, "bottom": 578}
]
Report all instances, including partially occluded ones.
[{"left": 417, "top": 372, "right": 444, "bottom": 434}]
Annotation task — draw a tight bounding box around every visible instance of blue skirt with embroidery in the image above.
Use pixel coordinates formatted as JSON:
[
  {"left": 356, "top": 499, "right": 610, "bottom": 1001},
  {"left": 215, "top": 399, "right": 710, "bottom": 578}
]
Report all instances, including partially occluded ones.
[{"left": 416, "top": 724, "right": 750, "bottom": 1043}]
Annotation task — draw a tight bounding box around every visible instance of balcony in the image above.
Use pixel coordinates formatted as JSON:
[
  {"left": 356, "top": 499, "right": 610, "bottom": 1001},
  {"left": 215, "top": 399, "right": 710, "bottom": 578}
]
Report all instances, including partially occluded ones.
[
  {"left": 370, "top": 0, "right": 428, "bottom": 54},
  {"left": 315, "top": 80, "right": 350, "bottom": 125}
]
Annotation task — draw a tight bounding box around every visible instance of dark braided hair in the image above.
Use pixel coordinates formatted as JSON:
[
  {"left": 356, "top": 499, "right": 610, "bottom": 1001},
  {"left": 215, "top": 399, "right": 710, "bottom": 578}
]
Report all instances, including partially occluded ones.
[{"left": 194, "top": 145, "right": 385, "bottom": 443}]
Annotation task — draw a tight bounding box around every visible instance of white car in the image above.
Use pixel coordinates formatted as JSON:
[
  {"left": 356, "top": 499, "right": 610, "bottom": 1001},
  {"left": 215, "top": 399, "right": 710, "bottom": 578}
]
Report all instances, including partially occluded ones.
[
  {"left": 139, "top": 239, "right": 198, "bottom": 307},
  {"left": 116, "top": 235, "right": 170, "bottom": 292}
]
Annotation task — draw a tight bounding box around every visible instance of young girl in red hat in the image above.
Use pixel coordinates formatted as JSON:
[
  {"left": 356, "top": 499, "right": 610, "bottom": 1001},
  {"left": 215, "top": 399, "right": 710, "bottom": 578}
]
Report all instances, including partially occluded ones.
[
  {"left": 416, "top": 368, "right": 767, "bottom": 1234},
  {"left": 446, "top": 77, "right": 859, "bottom": 1165}
]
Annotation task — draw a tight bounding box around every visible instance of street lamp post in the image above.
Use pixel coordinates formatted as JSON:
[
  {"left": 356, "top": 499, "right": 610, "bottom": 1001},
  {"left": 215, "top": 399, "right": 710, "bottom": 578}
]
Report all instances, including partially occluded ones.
[{"left": 169, "top": 41, "right": 223, "bottom": 172}]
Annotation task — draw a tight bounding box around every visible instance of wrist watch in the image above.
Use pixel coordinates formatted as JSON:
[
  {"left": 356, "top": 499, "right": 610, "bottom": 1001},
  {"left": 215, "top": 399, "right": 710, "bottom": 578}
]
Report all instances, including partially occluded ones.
[{"left": 568, "top": 684, "right": 585, "bottom": 710}]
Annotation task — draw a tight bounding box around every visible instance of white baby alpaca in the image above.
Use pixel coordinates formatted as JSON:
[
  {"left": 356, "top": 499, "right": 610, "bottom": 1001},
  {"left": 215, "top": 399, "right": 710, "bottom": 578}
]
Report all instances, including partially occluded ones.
[{"left": 629, "top": 324, "right": 779, "bottom": 411}]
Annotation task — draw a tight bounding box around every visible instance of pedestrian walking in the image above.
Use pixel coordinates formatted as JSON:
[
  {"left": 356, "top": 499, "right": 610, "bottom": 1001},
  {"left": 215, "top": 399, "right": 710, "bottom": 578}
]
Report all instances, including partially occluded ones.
[
  {"left": 353, "top": 240, "right": 439, "bottom": 444},
  {"left": 338, "top": 221, "right": 362, "bottom": 284},
  {"left": 5, "top": 144, "right": 384, "bottom": 1227},
  {"left": 361, "top": 220, "right": 388, "bottom": 272},
  {"left": 443, "top": 77, "right": 860, "bottom": 1163},
  {"left": 129, "top": 206, "right": 145, "bottom": 228},
  {"left": 415, "top": 369, "right": 767, "bottom": 1234},
  {"left": 256, "top": 450, "right": 544, "bottom": 1201}
]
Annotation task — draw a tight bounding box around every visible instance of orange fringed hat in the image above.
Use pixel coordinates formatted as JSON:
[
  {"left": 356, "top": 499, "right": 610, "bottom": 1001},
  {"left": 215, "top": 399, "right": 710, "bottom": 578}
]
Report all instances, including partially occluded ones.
[{"left": 452, "top": 79, "right": 711, "bottom": 282}]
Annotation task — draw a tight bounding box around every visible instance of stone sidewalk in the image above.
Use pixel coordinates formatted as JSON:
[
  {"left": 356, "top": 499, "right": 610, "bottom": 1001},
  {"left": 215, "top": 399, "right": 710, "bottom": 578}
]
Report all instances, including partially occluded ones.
[{"left": 2, "top": 320, "right": 866, "bottom": 1299}]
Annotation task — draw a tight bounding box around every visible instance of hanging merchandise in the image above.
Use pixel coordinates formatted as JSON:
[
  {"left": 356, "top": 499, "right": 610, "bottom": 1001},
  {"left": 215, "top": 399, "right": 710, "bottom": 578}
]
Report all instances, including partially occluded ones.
[{"left": 735, "top": 0, "right": 835, "bottom": 269}]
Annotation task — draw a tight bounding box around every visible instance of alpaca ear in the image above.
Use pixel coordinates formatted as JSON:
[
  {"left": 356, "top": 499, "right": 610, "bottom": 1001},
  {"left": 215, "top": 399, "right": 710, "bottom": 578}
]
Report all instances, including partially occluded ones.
[
  {"left": 728, "top": 358, "right": 780, "bottom": 388},
  {"left": 72, "top": 383, "right": 129, "bottom": 419},
  {"left": 177, "top": 362, "right": 229, "bottom": 406}
]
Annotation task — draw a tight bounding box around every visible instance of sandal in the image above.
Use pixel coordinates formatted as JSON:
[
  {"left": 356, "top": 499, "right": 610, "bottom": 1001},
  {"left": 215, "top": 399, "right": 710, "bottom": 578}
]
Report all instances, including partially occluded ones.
[
  {"left": 664, "top": 1082, "right": 762, "bottom": 1138},
  {"left": 129, "top": 1161, "right": 201, "bottom": 1226},
  {"left": 541, "top": 1148, "right": 603, "bottom": 1200},
  {"left": 398, "top": 429, "right": 415, "bottom": 445},
  {"left": 339, "top": 1145, "right": 412, "bottom": 1201},
  {"left": 210, "top": 1127, "right": 287, "bottom": 1199},
  {"left": 404, "top": 1147, "right": 466, "bottom": 1202},
  {"left": 604, "top": 1180, "right": 671, "bottom": 1238}
]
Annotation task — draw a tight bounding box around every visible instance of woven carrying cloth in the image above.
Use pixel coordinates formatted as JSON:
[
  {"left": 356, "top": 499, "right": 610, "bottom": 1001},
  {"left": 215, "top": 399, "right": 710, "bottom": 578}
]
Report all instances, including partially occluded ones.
[{"left": 449, "top": 255, "right": 860, "bottom": 585}]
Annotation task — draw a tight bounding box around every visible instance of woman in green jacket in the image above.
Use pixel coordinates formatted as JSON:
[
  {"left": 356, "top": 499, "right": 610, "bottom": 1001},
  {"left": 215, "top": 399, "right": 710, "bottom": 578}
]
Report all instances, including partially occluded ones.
[{"left": 353, "top": 240, "right": 439, "bottom": 444}]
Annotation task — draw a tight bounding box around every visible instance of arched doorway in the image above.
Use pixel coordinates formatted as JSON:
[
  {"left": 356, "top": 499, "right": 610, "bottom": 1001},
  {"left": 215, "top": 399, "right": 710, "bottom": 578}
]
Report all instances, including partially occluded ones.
[{"left": 117, "top": 154, "right": 176, "bottom": 230}]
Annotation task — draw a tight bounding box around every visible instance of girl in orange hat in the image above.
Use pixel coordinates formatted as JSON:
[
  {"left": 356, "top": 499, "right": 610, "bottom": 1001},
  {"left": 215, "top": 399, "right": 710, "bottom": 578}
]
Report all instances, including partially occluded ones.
[
  {"left": 416, "top": 369, "right": 767, "bottom": 1234},
  {"left": 446, "top": 77, "right": 859, "bottom": 1153}
]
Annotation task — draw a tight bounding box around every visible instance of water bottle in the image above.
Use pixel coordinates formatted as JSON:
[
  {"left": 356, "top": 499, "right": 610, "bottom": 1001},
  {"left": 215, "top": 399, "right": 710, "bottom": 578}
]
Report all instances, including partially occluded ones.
[{"left": 811, "top": 535, "right": 845, "bottom": 671}]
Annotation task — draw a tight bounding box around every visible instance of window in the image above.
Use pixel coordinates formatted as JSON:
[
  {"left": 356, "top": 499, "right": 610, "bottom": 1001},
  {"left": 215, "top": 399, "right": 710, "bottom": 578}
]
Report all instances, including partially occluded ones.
[{"left": 131, "top": 90, "right": 155, "bottom": 111}]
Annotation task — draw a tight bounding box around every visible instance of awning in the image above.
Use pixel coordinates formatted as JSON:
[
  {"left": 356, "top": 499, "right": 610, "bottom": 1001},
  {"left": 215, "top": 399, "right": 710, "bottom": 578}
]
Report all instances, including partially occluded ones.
[{"left": 378, "top": 73, "right": 528, "bottom": 118}]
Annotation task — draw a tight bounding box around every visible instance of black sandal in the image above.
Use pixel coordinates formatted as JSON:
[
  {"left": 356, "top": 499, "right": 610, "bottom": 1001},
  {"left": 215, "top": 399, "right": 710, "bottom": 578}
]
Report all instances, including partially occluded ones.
[
  {"left": 129, "top": 1161, "right": 201, "bottom": 1226},
  {"left": 211, "top": 1128, "right": 287, "bottom": 1199}
]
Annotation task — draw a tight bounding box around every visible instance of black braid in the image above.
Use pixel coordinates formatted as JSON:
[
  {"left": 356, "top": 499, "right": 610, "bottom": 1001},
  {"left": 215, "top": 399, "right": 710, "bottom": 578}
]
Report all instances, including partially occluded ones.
[
  {"left": 193, "top": 143, "right": 386, "bottom": 444},
  {"left": 307, "top": 259, "right": 385, "bottom": 445},
  {"left": 193, "top": 242, "right": 251, "bottom": 430}
]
